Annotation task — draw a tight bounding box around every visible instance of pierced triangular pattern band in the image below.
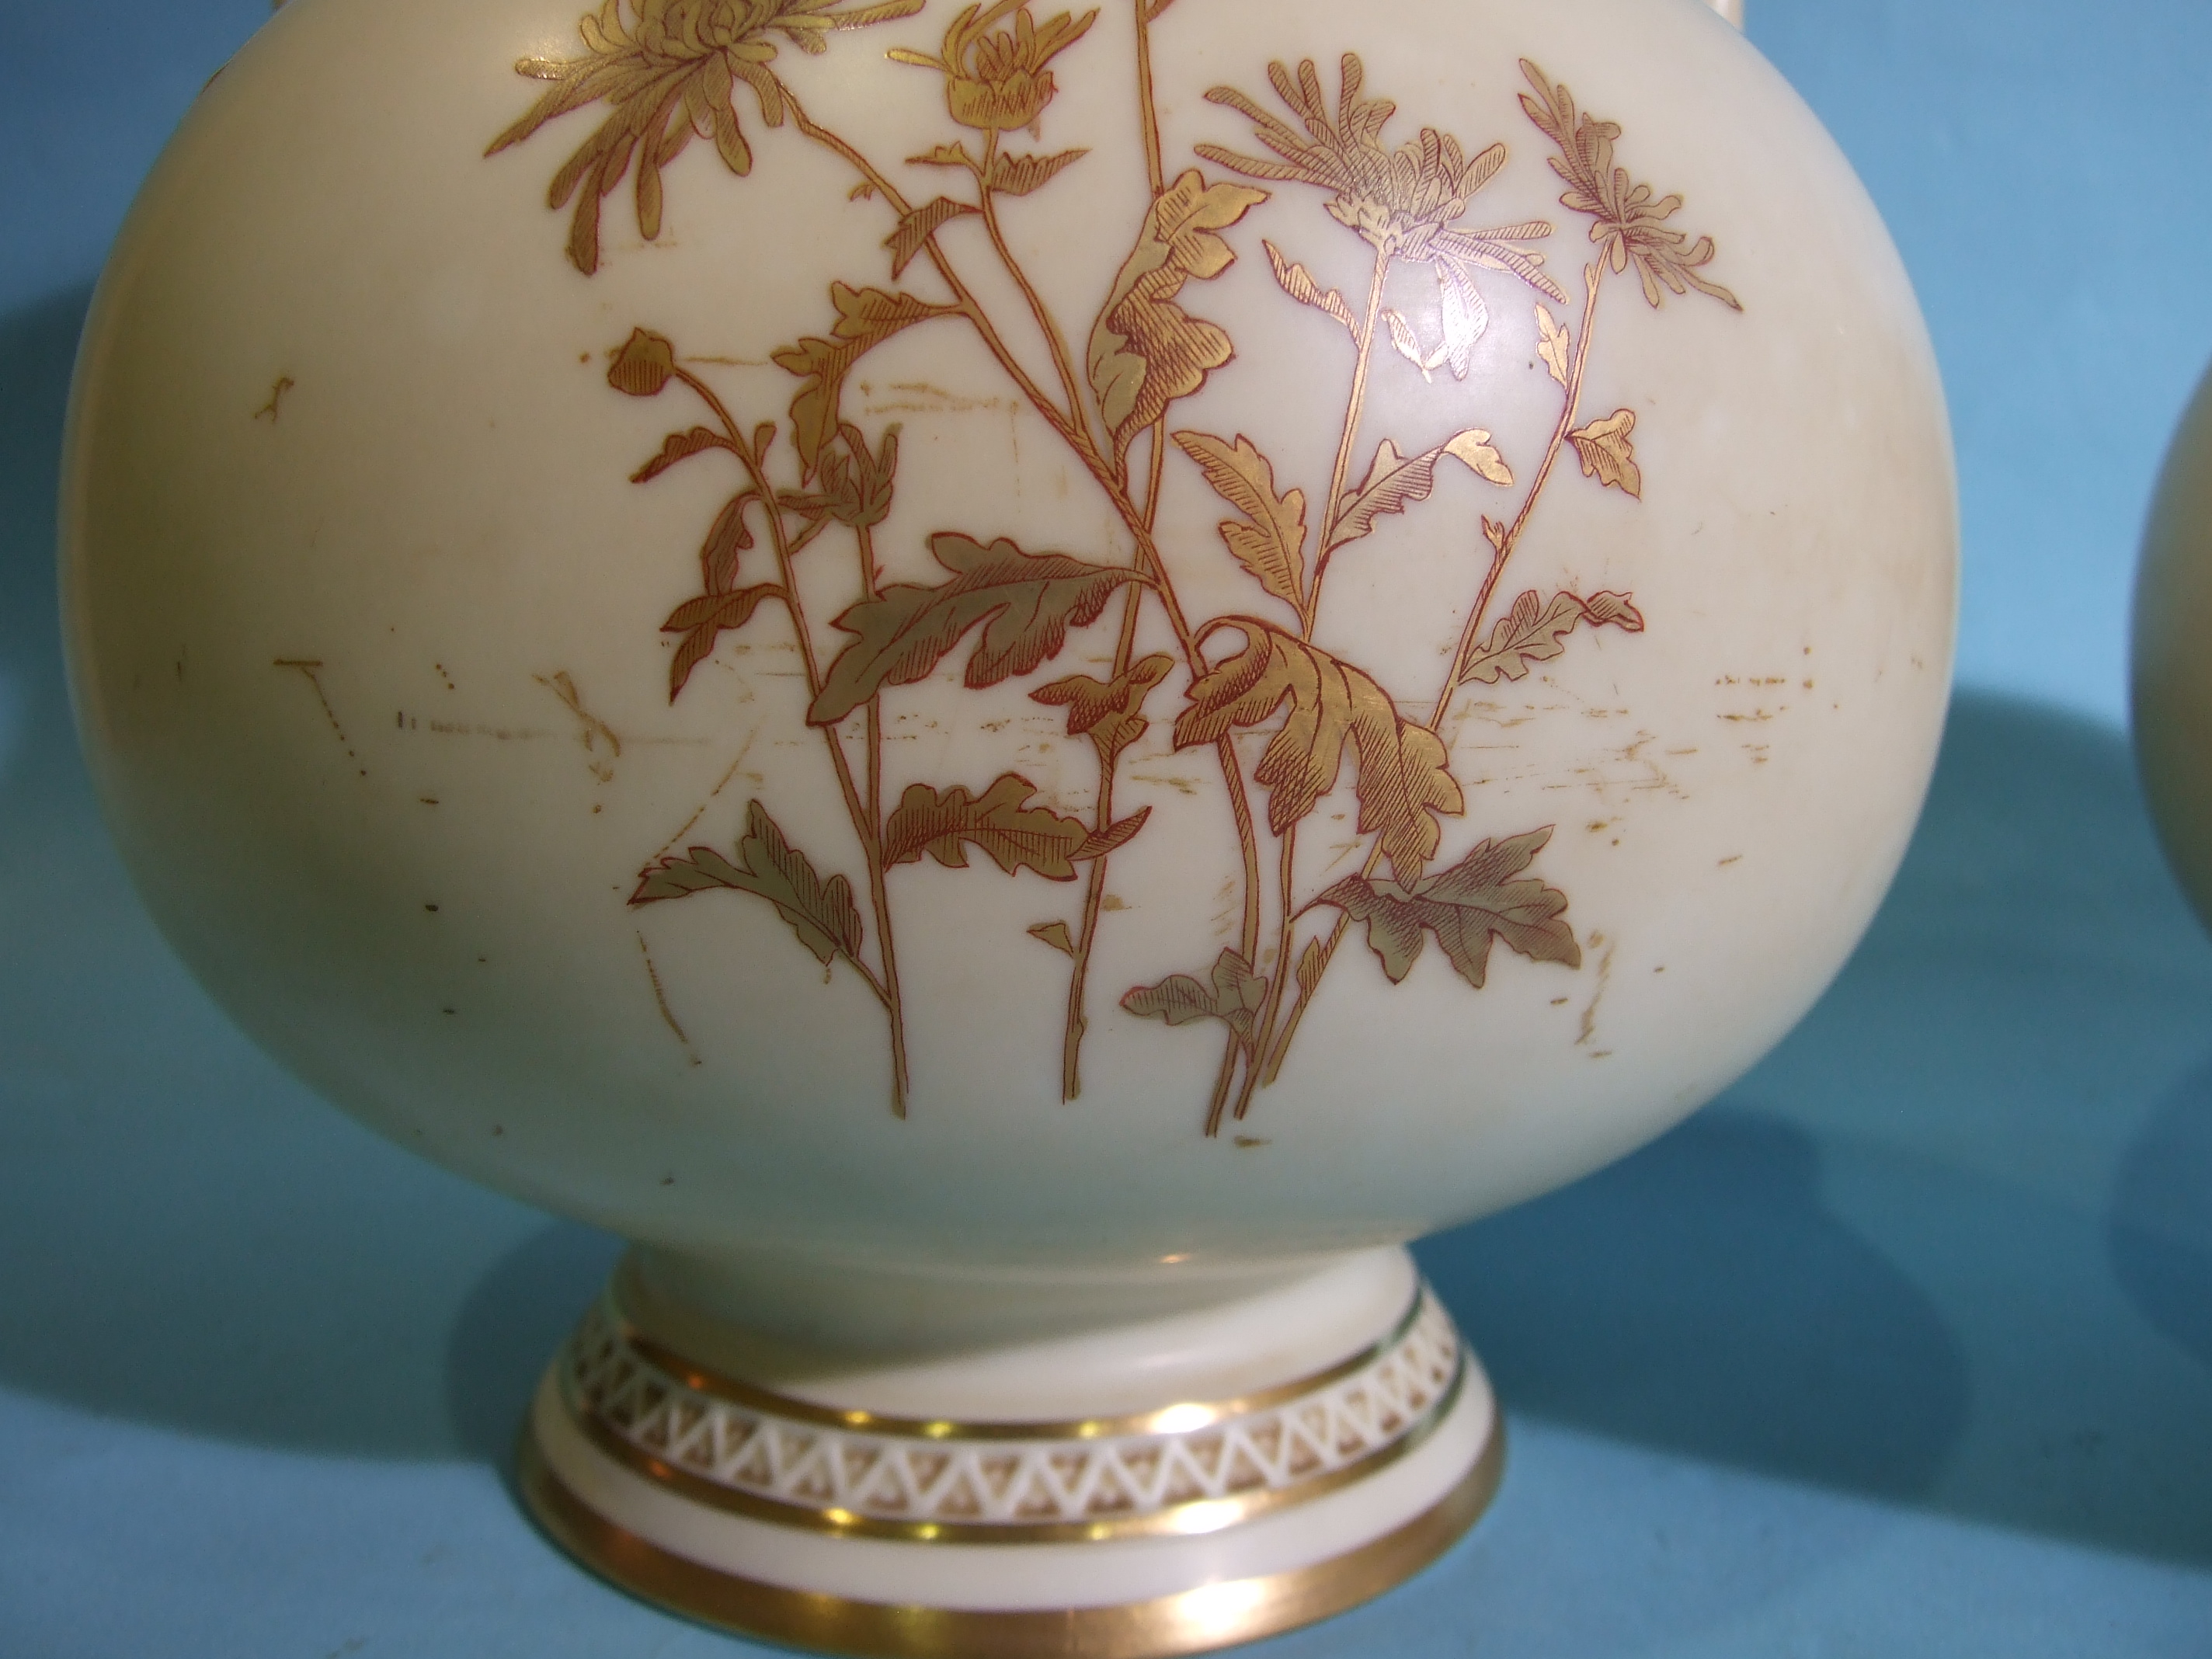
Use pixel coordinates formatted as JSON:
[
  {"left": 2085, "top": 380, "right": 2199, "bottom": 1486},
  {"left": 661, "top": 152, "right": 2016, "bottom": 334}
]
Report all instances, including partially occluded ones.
[{"left": 554, "top": 1285, "right": 1466, "bottom": 1544}]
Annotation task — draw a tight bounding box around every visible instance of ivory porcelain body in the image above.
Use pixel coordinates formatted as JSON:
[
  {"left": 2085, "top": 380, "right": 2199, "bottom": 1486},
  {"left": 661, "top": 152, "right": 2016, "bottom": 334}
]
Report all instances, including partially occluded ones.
[
  {"left": 61, "top": 0, "right": 1954, "bottom": 1640},
  {"left": 64, "top": 0, "right": 1952, "bottom": 1278}
]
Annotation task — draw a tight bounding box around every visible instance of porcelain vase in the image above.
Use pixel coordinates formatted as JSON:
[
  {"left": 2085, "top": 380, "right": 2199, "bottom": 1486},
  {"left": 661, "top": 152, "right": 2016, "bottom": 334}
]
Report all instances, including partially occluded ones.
[{"left": 59, "top": 0, "right": 1956, "bottom": 1648}]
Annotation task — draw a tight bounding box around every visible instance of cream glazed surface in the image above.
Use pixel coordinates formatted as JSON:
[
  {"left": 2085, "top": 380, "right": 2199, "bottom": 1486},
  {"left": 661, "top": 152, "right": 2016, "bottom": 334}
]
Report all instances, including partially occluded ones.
[{"left": 63, "top": 0, "right": 1956, "bottom": 1279}]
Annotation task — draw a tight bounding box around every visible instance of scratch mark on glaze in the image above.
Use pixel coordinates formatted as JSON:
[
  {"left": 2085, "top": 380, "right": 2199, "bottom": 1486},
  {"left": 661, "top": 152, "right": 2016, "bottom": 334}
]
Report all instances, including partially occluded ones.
[
  {"left": 273, "top": 659, "right": 367, "bottom": 777},
  {"left": 654, "top": 724, "right": 763, "bottom": 859},
  {"left": 537, "top": 669, "right": 624, "bottom": 781},
  {"left": 638, "top": 930, "right": 702, "bottom": 1066},
  {"left": 1577, "top": 935, "right": 1615, "bottom": 1048},
  {"left": 423, "top": 721, "right": 555, "bottom": 740},
  {"left": 860, "top": 381, "right": 1013, "bottom": 416},
  {"left": 253, "top": 376, "right": 294, "bottom": 423},
  {"left": 1129, "top": 772, "right": 1200, "bottom": 796}
]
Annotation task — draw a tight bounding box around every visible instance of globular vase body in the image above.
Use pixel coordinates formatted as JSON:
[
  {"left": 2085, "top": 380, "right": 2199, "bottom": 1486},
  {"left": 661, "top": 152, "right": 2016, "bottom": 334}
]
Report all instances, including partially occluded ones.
[{"left": 60, "top": 0, "right": 1956, "bottom": 1647}]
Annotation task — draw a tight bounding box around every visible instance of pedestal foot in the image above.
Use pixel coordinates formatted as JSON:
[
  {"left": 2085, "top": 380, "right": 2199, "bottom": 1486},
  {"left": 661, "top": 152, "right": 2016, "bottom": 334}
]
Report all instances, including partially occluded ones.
[{"left": 519, "top": 1251, "right": 1501, "bottom": 1657}]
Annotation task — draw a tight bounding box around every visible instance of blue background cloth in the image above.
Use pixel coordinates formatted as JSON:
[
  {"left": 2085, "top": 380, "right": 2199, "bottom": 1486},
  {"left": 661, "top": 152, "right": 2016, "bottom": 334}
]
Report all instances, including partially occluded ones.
[{"left": 5, "top": 1, "right": 2212, "bottom": 1653}]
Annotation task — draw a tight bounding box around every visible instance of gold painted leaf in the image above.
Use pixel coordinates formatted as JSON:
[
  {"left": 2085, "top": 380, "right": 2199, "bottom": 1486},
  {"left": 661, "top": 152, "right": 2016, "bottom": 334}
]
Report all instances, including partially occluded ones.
[
  {"left": 883, "top": 774, "right": 1150, "bottom": 881},
  {"left": 662, "top": 583, "right": 785, "bottom": 701},
  {"left": 1121, "top": 948, "right": 1268, "bottom": 1042},
  {"left": 1567, "top": 409, "right": 1641, "bottom": 497},
  {"left": 1171, "top": 622, "right": 1462, "bottom": 882},
  {"left": 1031, "top": 652, "right": 1176, "bottom": 767},
  {"left": 1172, "top": 431, "right": 1308, "bottom": 617},
  {"left": 1314, "top": 827, "right": 1579, "bottom": 990},
  {"left": 1438, "top": 430, "right": 1513, "bottom": 485},
  {"left": 1383, "top": 308, "right": 1448, "bottom": 381},
  {"left": 1330, "top": 432, "right": 1511, "bottom": 551},
  {"left": 1458, "top": 589, "right": 1643, "bottom": 687},
  {"left": 1434, "top": 263, "right": 1489, "bottom": 381},
  {"left": 631, "top": 425, "right": 729, "bottom": 483},
  {"left": 608, "top": 328, "right": 676, "bottom": 397},
  {"left": 631, "top": 800, "right": 864, "bottom": 969},
  {"left": 1296, "top": 937, "right": 1327, "bottom": 996},
  {"left": 1382, "top": 263, "right": 1508, "bottom": 382},
  {"left": 811, "top": 534, "right": 1146, "bottom": 725},
  {"left": 1536, "top": 304, "right": 1571, "bottom": 387},
  {"left": 886, "top": 196, "right": 978, "bottom": 277},
  {"left": 1030, "top": 920, "right": 1078, "bottom": 956},
  {"left": 988, "top": 148, "right": 1090, "bottom": 197},
  {"left": 1262, "top": 240, "right": 1355, "bottom": 332},
  {"left": 699, "top": 491, "right": 759, "bottom": 596},
  {"left": 909, "top": 141, "right": 982, "bottom": 173},
  {"left": 771, "top": 284, "right": 958, "bottom": 478},
  {"left": 778, "top": 426, "right": 899, "bottom": 528},
  {"left": 1086, "top": 171, "right": 1270, "bottom": 458}
]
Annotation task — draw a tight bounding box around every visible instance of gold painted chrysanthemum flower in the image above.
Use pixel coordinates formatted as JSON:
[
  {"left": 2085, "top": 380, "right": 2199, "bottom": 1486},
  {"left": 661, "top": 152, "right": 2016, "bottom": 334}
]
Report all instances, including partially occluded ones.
[
  {"left": 1197, "top": 54, "right": 1562, "bottom": 302},
  {"left": 489, "top": 0, "right": 923, "bottom": 273},
  {"left": 1518, "top": 61, "right": 1739, "bottom": 311},
  {"left": 888, "top": 0, "right": 1097, "bottom": 137}
]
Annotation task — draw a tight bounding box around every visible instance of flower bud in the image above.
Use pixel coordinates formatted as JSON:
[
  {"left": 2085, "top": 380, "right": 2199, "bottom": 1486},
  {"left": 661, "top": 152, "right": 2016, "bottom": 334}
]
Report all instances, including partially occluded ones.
[{"left": 608, "top": 328, "right": 676, "bottom": 396}]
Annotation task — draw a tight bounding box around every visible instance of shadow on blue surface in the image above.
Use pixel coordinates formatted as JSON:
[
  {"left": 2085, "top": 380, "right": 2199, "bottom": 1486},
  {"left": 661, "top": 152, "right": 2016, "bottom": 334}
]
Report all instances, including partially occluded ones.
[
  {"left": 0, "top": 287, "right": 80, "bottom": 715},
  {"left": 2110, "top": 1056, "right": 2212, "bottom": 1374},
  {"left": 1421, "top": 1107, "right": 1969, "bottom": 1502},
  {"left": 1422, "top": 678, "right": 2212, "bottom": 1565},
  {"left": 446, "top": 1221, "right": 624, "bottom": 1470},
  {"left": 5, "top": 283, "right": 2211, "bottom": 1568}
]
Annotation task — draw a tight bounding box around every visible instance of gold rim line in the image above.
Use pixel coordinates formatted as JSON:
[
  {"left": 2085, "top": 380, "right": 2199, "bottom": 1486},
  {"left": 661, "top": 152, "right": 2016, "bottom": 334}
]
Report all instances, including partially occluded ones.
[
  {"left": 603, "top": 1268, "right": 1435, "bottom": 1442},
  {"left": 519, "top": 1418, "right": 1506, "bottom": 1659},
  {"left": 559, "top": 1347, "right": 1469, "bottom": 1546}
]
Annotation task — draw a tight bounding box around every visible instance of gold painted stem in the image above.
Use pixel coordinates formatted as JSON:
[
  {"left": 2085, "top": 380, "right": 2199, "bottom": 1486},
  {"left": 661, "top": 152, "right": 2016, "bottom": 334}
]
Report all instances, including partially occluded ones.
[
  {"left": 787, "top": 95, "right": 1253, "bottom": 670},
  {"left": 1134, "top": 0, "right": 1165, "bottom": 198},
  {"left": 1257, "top": 263, "right": 1609, "bottom": 1091},
  {"left": 1132, "top": 0, "right": 1271, "bottom": 1115},
  {"left": 674, "top": 367, "right": 902, "bottom": 1052},
  {"left": 854, "top": 520, "right": 911, "bottom": 1110},
  {"left": 1303, "top": 242, "right": 1393, "bottom": 635},
  {"left": 1057, "top": 586, "right": 1145, "bottom": 1101},
  {"left": 782, "top": 96, "right": 1090, "bottom": 480},
  {"left": 1204, "top": 719, "right": 1268, "bottom": 1134},
  {"left": 1199, "top": 246, "right": 1390, "bottom": 1118},
  {"left": 1442, "top": 263, "right": 1605, "bottom": 707},
  {"left": 979, "top": 130, "right": 1098, "bottom": 454},
  {"left": 1222, "top": 824, "right": 1299, "bottom": 1125},
  {"left": 1058, "top": 402, "right": 1168, "bottom": 1103},
  {"left": 783, "top": 92, "right": 1213, "bottom": 673},
  {"left": 1229, "top": 245, "right": 1391, "bottom": 1104},
  {"left": 784, "top": 88, "right": 1270, "bottom": 1104},
  {"left": 1261, "top": 913, "right": 1342, "bottom": 1087},
  {"left": 1061, "top": 0, "right": 1175, "bottom": 1101}
]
